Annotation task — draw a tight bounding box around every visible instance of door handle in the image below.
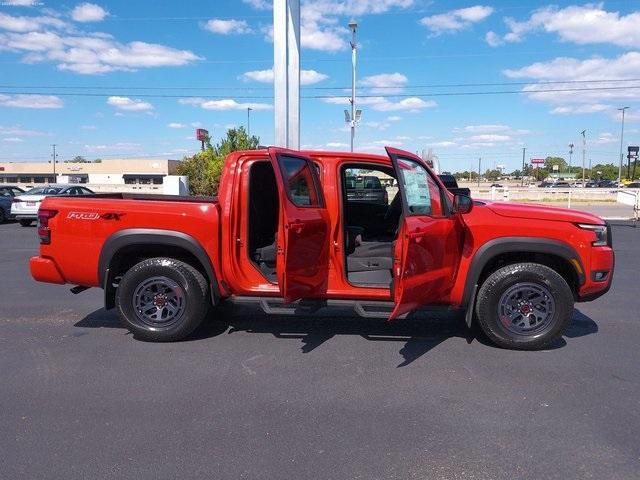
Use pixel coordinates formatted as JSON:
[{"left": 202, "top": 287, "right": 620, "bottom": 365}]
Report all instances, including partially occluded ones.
[{"left": 288, "top": 222, "right": 304, "bottom": 234}]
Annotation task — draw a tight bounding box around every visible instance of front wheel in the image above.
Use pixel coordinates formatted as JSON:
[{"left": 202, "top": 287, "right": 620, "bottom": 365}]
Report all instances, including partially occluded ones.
[
  {"left": 475, "top": 262, "right": 574, "bottom": 350},
  {"left": 115, "top": 257, "right": 209, "bottom": 342}
]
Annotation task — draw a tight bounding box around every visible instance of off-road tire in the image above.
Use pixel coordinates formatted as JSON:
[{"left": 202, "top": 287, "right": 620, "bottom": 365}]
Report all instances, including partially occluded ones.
[
  {"left": 475, "top": 262, "right": 574, "bottom": 350},
  {"left": 115, "top": 257, "right": 209, "bottom": 342}
]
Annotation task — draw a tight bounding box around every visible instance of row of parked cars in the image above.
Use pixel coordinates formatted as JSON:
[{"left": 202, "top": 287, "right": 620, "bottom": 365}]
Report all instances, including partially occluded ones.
[
  {"left": 537, "top": 180, "right": 640, "bottom": 188},
  {"left": 0, "top": 185, "right": 94, "bottom": 225}
]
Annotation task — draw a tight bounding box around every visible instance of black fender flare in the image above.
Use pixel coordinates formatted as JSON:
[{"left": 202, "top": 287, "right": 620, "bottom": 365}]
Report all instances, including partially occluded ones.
[
  {"left": 99, "top": 228, "right": 221, "bottom": 309},
  {"left": 461, "top": 237, "right": 585, "bottom": 325}
]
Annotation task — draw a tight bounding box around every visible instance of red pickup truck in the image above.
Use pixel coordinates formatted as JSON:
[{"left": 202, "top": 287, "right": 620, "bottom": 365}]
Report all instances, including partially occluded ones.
[{"left": 30, "top": 147, "right": 614, "bottom": 349}]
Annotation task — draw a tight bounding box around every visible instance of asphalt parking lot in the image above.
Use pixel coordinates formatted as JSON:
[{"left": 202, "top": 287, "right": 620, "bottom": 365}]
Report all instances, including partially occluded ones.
[{"left": 1, "top": 221, "right": 639, "bottom": 480}]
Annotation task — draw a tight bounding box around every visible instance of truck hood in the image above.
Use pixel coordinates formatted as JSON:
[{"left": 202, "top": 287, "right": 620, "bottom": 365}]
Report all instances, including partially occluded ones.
[{"left": 482, "top": 200, "right": 605, "bottom": 225}]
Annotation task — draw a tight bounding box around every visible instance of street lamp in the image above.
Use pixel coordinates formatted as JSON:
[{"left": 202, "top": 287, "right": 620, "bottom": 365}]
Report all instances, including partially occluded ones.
[
  {"left": 618, "top": 106, "right": 629, "bottom": 185},
  {"left": 580, "top": 130, "right": 586, "bottom": 185},
  {"left": 348, "top": 19, "right": 357, "bottom": 152},
  {"left": 247, "top": 107, "right": 253, "bottom": 137},
  {"left": 568, "top": 143, "right": 574, "bottom": 175}
]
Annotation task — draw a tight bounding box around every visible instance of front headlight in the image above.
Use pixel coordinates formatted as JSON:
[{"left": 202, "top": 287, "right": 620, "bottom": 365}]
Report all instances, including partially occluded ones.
[{"left": 577, "top": 224, "right": 608, "bottom": 247}]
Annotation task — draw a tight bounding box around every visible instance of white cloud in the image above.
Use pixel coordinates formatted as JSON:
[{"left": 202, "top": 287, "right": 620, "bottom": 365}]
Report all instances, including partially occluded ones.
[
  {"left": 240, "top": 68, "right": 328, "bottom": 85},
  {"left": 326, "top": 141, "right": 348, "bottom": 148},
  {"left": 167, "top": 122, "right": 186, "bottom": 129},
  {"left": 468, "top": 134, "right": 511, "bottom": 143},
  {"left": 360, "top": 72, "right": 408, "bottom": 94},
  {"left": 0, "top": 125, "right": 47, "bottom": 136},
  {"left": 107, "top": 96, "right": 154, "bottom": 111},
  {"left": 503, "top": 52, "right": 640, "bottom": 110},
  {"left": 2, "top": 137, "right": 24, "bottom": 142},
  {"left": 489, "top": 5, "right": 640, "bottom": 48},
  {"left": 256, "top": 0, "right": 415, "bottom": 52},
  {"left": 0, "top": 13, "right": 66, "bottom": 32},
  {"left": 594, "top": 132, "right": 617, "bottom": 145},
  {"left": 387, "top": 115, "right": 402, "bottom": 121},
  {"left": 0, "top": 94, "right": 63, "bottom": 108},
  {"left": 4, "top": 0, "right": 41, "bottom": 5},
  {"left": 551, "top": 104, "right": 610, "bottom": 115},
  {"left": 485, "top": 31, "right": 503, "bottom": 47},
  {"left": 420, "top": 5, "right": 493, "bottom": 35},
  {"left": 428, "top": 141, "right": 457, "bottom": 148},
  {"left": 204, "top": 19, "right": 251, "bottom": 35},
  {"left": 80, "top": 124, "right": 97, "bottom": 130},
  {"left": 179, "top": 98, "right": 272, "bottom": 111},
  {"left": 71, "top": 3, "right": 108, "bottom": 23},
  {"left": 463, "top": 124, "right": 510, "bottom": 133},
  {"left": 322, "top": 95, "right": 436, "bottom": 112},
  {"left": 0, "top": 11, "right": 201, "bottom": 74},
  {"left": 84, "top": 142, "right": 141, "bottom": 153}
]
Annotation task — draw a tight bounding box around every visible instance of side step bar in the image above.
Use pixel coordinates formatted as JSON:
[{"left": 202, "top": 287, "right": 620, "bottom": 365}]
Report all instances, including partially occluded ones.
[{"left": 228, "top": 296, "right": 408, "bottom": 319}]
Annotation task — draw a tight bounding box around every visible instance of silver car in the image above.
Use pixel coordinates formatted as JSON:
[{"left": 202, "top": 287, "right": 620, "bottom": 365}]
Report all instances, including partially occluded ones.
[{"left": 11, "top": 185, "right": 94, "bottom": 227}]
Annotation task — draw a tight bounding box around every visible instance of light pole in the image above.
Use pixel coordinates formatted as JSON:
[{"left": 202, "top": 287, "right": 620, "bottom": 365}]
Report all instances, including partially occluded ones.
[
  {"left": 247, "top": 107, "right": 252, "bottom": 137},
  {"left": 50, "top": 144, "right": 58, "bottom": 180},
  {"left": 568, "top": 143, "right": 573, "bottom": 176},
  {"left": 348, "top": 19, "right": 357, "bottom": 152},
  {"left": 580, "top": 130, "right": 587, "bottom": 185},
  {"left": 618, "top": 106, "right": 629, "bottom": 185}
]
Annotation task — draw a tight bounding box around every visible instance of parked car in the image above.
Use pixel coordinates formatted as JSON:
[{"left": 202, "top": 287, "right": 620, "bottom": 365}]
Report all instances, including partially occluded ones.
[
  {"left": 538, "top": 181, "right": 552, "bottom": 188},
  {"left": 595, "top": 180, "right": 618, "bottom": 188},
  {"left": 489, "top": 183, "right": 503, "bottom": 188},
  {"left": 0, "top": 186, "right": 25, "bottom": 223},
  {"left": 550, "top": 182, "right": 571, "bottom": 188},
  {"left": 345, "top": 175, "right": 388, "bottom": 205},
  {"left": 12, "top": 185, "right": 94, "bottom": 226},
  {"left": 438, "top": 174, "right": 471, "bottom": 197},
  {"left": 625, "top": 182, "right": 640, "bottom": 188},
  {"left": 30, "top": 146, "right": 614, "bottom": 350}
]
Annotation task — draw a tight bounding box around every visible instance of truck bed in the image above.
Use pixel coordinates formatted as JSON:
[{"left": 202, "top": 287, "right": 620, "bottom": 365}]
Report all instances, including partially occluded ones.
[{"left": 74, "top": 193, "right": 218, "bottom": 203}]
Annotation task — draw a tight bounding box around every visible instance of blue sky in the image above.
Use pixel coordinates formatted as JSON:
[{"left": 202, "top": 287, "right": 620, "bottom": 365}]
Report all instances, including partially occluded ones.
[{"left": 0, "top": 0, "right": 639, "bottom": 172}]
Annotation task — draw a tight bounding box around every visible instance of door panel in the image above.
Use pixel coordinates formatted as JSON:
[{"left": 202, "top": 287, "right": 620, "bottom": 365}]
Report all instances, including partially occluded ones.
[
  {"left": 386, "top": 147, "right": 463, "bottom": 319},
  {"left": 267, "top": 147, "right": 330, "bottom": 303}
]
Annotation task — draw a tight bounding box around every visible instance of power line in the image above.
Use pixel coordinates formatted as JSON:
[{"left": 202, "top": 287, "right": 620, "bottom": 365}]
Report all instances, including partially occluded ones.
[
  {"left": 2, "top": 78, "right": 639, "bottom": 92},
  {"left": 1, "top": 84, "right": 639, "bottom": 100}
]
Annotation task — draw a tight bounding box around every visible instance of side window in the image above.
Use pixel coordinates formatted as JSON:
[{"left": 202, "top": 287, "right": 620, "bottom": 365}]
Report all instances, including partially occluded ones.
[
  {"left": 396, "top": 158, "right": 443, "bottom": 216},
  {"left": 278, "top": 155, "right": 321, "bottom": 207}
]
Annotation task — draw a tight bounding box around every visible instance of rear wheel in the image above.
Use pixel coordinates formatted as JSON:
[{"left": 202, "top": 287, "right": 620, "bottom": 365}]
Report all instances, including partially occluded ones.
[
  {"left": 115, "top": 257, "right": 209, "bottom": 342},
  {"left": 0, "top": 209, "right": 5, "bottom": 223},
  {"left": 19, "top": 219, "right": 32, "bottom": 227},
  {"left": 475, "top": 262, "right": 574, "bottom": 350}
]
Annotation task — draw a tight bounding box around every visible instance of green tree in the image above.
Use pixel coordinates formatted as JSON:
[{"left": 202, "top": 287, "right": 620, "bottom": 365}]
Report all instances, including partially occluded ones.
[
  {"left": 544, "top": 156, "right": 567, "bottom": 173},
  {"left": 66, "top": 155, "right": 89, "bottom": 163},
  {"left": 176, "top": 127, "right": 260, "bottom": 196}
]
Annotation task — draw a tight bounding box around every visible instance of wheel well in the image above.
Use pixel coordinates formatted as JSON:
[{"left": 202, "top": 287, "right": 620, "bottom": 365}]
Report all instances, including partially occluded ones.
[
  {"left": 477, "top": 251, "right": 579, "bottom": 297},
  {"left": 105, "top": 244, "right": 210, "bottom": 305}
]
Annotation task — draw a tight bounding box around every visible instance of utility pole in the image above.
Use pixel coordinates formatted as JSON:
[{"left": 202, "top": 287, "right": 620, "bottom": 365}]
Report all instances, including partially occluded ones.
[
  {"left": 477, "top": 157, "right": 481, "bottom": 188},
  {"left": 247, "top": 107, "right": 252, "bottom": 137},
  {"left": 349, "top": 19, "right": 357, "bottom": 152},
  {"left": 521, "top": 147, "right": 526, "bottom": 186},
  {"left": 618, "top": 106, "right": 629, "bottom": 185},
  {"left": 580, "top": 130, "right": 586, "bottom": 185},
  {"left": 50, "top": 144, "right": 58, "bottom": 180}
]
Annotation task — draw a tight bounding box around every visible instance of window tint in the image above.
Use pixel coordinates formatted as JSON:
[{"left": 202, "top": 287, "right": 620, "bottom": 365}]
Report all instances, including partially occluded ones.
[
  {"left": 278, "top": 155, "right": 321, "bottom": 207},
  {"left": 396, "top": 158, "right": 443, "bottom": 216}
]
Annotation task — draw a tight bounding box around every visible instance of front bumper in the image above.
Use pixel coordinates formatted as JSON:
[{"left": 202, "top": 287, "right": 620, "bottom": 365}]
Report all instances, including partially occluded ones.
[{"left": 577, "top": 247, "right": 615, "bottom": 302}]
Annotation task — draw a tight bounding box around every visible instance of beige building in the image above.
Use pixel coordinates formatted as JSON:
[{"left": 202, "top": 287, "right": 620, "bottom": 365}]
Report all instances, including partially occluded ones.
[{"left": 0, "top": 158, "right": 187, "bottom": 194}]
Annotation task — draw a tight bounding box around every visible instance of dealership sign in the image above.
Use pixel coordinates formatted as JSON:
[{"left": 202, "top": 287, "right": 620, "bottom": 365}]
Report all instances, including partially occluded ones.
[{"left": 531, "top": 158, "right": 545, "bottom": 165}]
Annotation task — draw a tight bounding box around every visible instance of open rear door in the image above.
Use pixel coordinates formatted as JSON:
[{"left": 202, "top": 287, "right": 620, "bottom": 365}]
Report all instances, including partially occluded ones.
[
  {"left": 386, "top": 147, "right": 463, "bottom": 319},
  {"left": 267, "top": 147, "right": 330, "bottom": 303}
]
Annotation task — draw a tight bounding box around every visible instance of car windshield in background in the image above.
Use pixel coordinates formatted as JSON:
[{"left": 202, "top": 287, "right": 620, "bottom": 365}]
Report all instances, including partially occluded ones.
[
  {"left": 25, "top": 187, "right": 64, "bottom": 195},
  {"left": 346, "top": 175, "right": 382, "bottom": 190}
]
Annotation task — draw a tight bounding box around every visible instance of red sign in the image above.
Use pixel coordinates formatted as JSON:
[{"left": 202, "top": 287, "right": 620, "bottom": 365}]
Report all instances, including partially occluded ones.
[
  {"left": 196, "top": 128, "right": 209, "bottom": 141},
  {"left": 531, "top": 158, "right": 545, "bottom": 165}
]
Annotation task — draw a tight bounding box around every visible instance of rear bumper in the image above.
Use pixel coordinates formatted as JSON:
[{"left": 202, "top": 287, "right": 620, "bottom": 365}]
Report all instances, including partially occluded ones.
[
  {"left": 14, "top": 214, "right": 37, "bottom": 220},
  {"left": 30, "top": 256, "right": 66, "bottom": 284}
]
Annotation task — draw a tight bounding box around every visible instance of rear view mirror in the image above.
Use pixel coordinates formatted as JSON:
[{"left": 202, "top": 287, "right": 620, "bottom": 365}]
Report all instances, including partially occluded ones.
[{"left": 452, "top": 194, "right": 473, "bottom": 215}]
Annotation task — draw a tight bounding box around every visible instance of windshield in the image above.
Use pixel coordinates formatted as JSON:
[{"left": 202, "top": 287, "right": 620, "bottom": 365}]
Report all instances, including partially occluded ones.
[{"left": 24, "top": 187, "right": 64, "bottom": 195}]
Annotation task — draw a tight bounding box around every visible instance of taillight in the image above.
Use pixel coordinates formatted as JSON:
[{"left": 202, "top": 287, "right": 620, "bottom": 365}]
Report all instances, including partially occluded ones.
[
  {"left": 37, "top": 208, "right": 58, "bottom": 245},
  {"left": 12, "top": 198, "right": 22, "bottom": 203}
]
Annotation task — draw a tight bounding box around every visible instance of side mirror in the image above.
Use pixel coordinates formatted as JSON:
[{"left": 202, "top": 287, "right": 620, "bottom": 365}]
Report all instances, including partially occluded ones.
[{"left": 452, "top": 194, "right": 473, "bottom": 215}]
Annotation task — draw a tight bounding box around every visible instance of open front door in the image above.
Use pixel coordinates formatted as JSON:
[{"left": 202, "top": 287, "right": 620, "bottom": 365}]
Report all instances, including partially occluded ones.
[
  {"left": 267, "top": 147, "right": 330, "bottom": 303},
  {"left": 386, "top": 147, "right": 464, "bottom": 319}
]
